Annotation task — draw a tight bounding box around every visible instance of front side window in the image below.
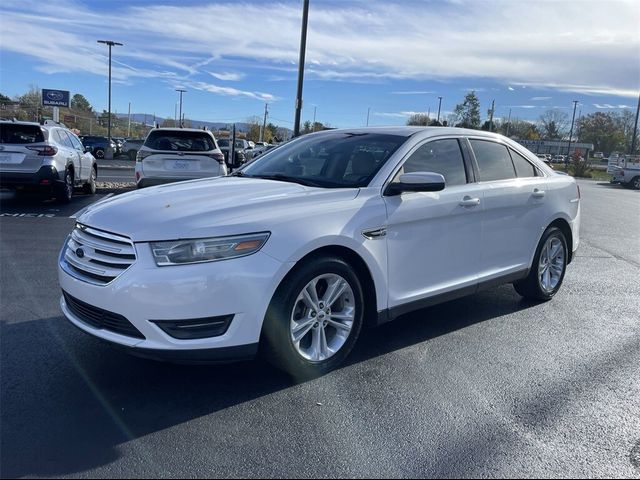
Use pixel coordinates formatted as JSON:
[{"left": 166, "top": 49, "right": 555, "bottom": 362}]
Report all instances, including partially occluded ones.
[
  {"left": 241, "top": 132, "right": 406, "bottom": 188},
  {"left": 67, "top": 132, "right": 85, "bottom": 152},
  {"left": 470, "top": 140, "right": 516, "bottom": 182},
  {"left": 393, "top": 138, "right": 467, "bottom": 187}
]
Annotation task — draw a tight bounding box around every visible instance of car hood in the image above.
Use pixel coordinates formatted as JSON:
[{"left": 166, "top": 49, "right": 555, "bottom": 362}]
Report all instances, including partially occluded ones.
[{"left": 78, "top": 177, "right": 360, "bottom": 242}]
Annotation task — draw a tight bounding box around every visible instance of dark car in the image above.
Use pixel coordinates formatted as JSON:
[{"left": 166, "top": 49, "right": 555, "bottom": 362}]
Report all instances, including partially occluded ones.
[
  {"left": 122, "top": 138, "right": 144, "bottom": 161},
  {"left": 80, "top": 136, "right": 116, "bottom": 159},
  {"left": 217, "top": 138, "right": 254, "bottom": 169}
]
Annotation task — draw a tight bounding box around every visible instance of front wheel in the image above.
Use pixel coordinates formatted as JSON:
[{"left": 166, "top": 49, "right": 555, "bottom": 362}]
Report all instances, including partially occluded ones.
[
  {"left": 631, "top": 176, "right": 640, "bottom": 190},
  {"left": 514, "top": 226, "right": 568, "bottom": 301},
  {"left": 94, "top": 148, "right": 105, "bottom": 159},
  {"left": 261, "top": 256, "right": 364, "bottom": 380}
]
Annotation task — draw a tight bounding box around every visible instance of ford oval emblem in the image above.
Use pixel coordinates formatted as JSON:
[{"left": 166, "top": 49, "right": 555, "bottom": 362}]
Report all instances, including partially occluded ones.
[{"left": 75, "top": 248, "right": 85, "bottom": 258}]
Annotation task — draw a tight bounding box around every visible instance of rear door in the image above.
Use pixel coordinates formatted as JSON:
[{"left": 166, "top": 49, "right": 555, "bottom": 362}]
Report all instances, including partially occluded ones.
[
  {"left": 66, "top": 131, "right": 90, "bottom": 180},
  {"left": 468, "top": 138, "right": 548, "bottom": 281},
  {"left": 52, "top": 129, "right": 81, "bottom": 180},
  {"left": 0, "top": 123, "right": 47, "bottom": 173}
]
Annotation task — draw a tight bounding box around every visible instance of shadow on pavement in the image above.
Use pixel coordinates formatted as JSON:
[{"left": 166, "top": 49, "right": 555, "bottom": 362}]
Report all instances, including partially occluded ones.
[{"left": 0, "top": 286, "right": 539, "bottom": 477}]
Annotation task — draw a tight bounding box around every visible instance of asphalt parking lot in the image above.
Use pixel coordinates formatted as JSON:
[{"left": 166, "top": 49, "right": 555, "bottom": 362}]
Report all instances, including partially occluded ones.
[{"left": 1, "top": 179, "right": 638, "bottom": 478}]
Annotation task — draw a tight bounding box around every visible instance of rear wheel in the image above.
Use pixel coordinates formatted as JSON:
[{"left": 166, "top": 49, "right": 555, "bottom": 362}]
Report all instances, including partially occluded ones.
[
  {"left": 261, "top": 256, "right": 364, "bottom": 380},
  {"left": 57, "top": 169, "right": 74, "bottom": 203},
  {"left": 128, "top": 150, "right": 137, "bottom": 161},
  {"left": 83, "top": 166, "right": 97, "bottom": 194},
  {"left": 514, "top": 226, "right": 568, "bottom": 301},
  {"left": 94, "top": 148, "right": 105, "bottom": 159},
  {"left": 632, "top": 176, "right": 640, "bottom": 190}
]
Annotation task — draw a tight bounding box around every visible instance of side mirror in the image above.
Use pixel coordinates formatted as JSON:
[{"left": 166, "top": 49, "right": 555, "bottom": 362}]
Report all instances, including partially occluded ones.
[{"left": 384, "top": 172, "right": 446, "bottom": 196}]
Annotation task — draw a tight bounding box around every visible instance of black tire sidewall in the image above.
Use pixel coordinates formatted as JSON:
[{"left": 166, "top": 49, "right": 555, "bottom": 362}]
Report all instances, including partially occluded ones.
[
  {"left": 263, "top": 256, "right": 364, "bottom": 378},
  {"left": 128, "top": 150, "right": 137, "bottom": 161},
  {"left": 95, "top": 149, "right": 105, "bottom": 159},
  {"left": 84, "top": 167, "right": 97, "bottom": 194},
  {"left": 532, "top": 227, "right": 568, "bottom": 300},
  {"left": 58, "top": 170, "right": 73, "bottom": 203}
]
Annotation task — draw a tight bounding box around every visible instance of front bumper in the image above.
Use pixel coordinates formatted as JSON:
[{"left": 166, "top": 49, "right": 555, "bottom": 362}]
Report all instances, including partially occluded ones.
[{"left": 59, "top": 240, "right": 293, "bottom": 358}]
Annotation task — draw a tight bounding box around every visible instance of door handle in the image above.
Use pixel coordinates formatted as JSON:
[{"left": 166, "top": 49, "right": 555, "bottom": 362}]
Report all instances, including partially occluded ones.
[
  {"left": 459, "top": 196, "right": 481, "bottom": 207},
  {"left": 532, "top": 189, "right": 546, "bottom": 198}
]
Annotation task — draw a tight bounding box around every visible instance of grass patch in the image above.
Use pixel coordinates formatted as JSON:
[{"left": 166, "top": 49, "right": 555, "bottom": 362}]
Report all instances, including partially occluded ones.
[{"left": 563, "top": 165, "right": 612, "bottom": 181}]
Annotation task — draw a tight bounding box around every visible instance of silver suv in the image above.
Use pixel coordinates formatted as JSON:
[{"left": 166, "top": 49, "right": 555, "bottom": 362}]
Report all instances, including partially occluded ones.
[
  {"left": 0, "top": 120, "right": 97, "bottom": 202},
  {"left": 135, "top": 128, "right": 227, "bottom": 188}
]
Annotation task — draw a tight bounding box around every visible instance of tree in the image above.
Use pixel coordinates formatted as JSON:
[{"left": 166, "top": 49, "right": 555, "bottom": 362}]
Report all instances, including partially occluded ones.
[
  {"left": 613, "top": 109, "right": 638, "bottom": 153},
  {"left": 453, "top": 91, "right": 481, "bottom": 129},
  {"left": 539, "top": 110, "right": 568, "bottom": 140},
  {"left": 577, "top": 112, "right": 625, "bottom": 154},
  {"left": 508, "top": 119, "right": 540, "bottom": 140},
  {"left": 0, "top": 93, "right": 11, "bottom": 104},
  {"left": 71, "top": 94, "right": 92, "bottom": 112},
  {"left": 406, "top": 113, "right": 430, "bottom": 126}
]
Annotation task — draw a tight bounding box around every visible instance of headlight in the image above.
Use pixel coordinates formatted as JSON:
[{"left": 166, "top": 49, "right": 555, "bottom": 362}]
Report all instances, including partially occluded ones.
[{"left": 150, "top": 232, "right": 270, "bottom": 266}]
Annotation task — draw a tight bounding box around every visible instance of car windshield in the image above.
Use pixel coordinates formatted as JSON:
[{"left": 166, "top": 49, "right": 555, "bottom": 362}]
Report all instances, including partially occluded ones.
[
  {"left": 145, "top": 130, "right": 215, "bottom": 151},
  {"left": 239, "top": 132, "right": 406, "bottom": 188},
  {"left": 0, "top": 124, "right": 45, "bottom": 144}
]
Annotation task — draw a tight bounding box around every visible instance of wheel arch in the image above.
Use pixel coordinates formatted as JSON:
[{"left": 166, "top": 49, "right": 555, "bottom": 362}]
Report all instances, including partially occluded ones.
[{"left": 280, "top": 245, "right": 379, "bottom": 329}]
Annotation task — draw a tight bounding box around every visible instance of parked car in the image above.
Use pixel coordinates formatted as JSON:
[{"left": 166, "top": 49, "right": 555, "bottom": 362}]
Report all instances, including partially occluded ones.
[
  {"left": 112, "top": 137, "right": 125, "bottom": 156},
  {"left": 134, "top": 128, "right": 227, "bottom": 188},
  {"left": 0, "top": 120, "right": 97, "bottom": 202},
  {"left": 552, "top": 155, "right": 566, "bottom": 164},
  {"left": 81, "top": 136, "right": 116, "bottom": 159},
  {"left": 217, "top": 138, "right": 254, "bottom": 169},
  {"left": 122, "top": 138, "right": 144, "bottom": 161},
  {"left": 59, "top": 127, "right": 580, "bottom": 378},
  {"left": 593, "top": 152, "right": 604, "bottom": 159}
]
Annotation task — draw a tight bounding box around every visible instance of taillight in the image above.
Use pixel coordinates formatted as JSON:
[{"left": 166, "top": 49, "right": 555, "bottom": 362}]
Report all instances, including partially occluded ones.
[
  {"left": 136, "top": 150, "right": 153, "bottom": 162},
  {"left": 26, "top": 145, "right": 58, "bottom": 156},
  {"left": 209, "top": 152, "right": 225, "bottom": 164}
]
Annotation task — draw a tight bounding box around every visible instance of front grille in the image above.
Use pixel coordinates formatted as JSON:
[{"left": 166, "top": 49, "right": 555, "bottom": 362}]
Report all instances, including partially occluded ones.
[
  {"left": 63, "top": 291, "right": 145, "bottom": 340},
  {"left": 61, "top": 224, "right": 136, "bottom": 285}
]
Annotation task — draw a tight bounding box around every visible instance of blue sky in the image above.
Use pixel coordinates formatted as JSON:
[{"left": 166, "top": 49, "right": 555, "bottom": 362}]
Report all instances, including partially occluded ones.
[{"left": 1, "top": 0, "right": 638, "bottom": 128}]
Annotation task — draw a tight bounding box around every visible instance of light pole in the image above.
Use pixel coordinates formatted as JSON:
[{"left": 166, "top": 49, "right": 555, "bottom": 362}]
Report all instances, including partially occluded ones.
[
  {"left": 97, "top": 40, "right": 123, "bottom": 142},
  {"left": 631, "top": 91, "right": 640, "bottom": 154},
  {"left": 436, "top": 96, "right": 443, "bottom": 124},
  {"left": 176, "top": 89, "right": 186, "bottom": 127},
  {"left": 366, "top": 107, "right": 370, "bottom": 127},
  {"left": 293, "top": 0, "right": 310, "bottom": 137},
  {"left": 566, "top": 100, "right": 579, "bottom": 170}
]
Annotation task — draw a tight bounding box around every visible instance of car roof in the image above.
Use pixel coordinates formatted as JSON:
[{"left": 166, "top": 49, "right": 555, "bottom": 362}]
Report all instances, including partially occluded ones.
[
  {"left": 303, "top": 126, "right": 510, "bottom": 139},
  {"left": 0, "top": 120, "right": 42, "bottom": 127},
  {"left": 149, "top": 128, "right": 214, "bottom": 134}
]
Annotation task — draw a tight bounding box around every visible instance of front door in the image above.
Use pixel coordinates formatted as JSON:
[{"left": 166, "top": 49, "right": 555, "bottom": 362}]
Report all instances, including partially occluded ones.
[{"left": 384, "top": 138, "right": 483, "bottom": 311}]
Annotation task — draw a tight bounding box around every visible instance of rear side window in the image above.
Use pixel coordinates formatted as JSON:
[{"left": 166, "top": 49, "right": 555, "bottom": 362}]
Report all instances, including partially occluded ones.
[
  {"left": 0, "top": 124, "right": 45, "bottom": 144},
  {"left": 145, "top": 131, "right": 215, "bottom": 152},
  {"left": 470, "top": 140, "right": 516, "bottom": 181},
  {"left": 52, "top": 129, "right": 73, "bottom": 148},
  {"left": 510, "top": 149, "right": 537, "bottom": 178},
  {"left": 396, "top": 138, "right": 467, "bottom": 187}
]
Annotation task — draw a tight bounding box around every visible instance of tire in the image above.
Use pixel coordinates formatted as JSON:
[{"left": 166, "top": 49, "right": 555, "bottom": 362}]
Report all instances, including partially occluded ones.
[
  {"left": 128, "top": 150, "right": 137, "bottom": 161},
  {"left": 261, "top": 255, "right": 365, "bottom": 380},
  {"left": 513, "top": 226, "right": 568, "bottom": 301},
  {"left": 94, "top": 149, "right": 105, "bottom": 159},
  {"left": 83, "top": 166, "right": 97, "bottom": 194},
  {"left": 632, "top": 176, "right": 640, "bottom": 190},
  {"left": 57, "top": 169, "right": 74, "bottom": 204}
]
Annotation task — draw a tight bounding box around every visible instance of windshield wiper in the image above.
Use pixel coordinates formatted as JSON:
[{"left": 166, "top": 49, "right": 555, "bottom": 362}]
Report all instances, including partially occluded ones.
[{"left": 247, "top": 174, "right": 323, "bottom": 187}]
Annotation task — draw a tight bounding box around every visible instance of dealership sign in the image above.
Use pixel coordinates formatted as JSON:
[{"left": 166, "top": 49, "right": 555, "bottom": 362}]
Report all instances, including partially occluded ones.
[{"left": 42, "top": 89, "right": 70, "bottom": 108}]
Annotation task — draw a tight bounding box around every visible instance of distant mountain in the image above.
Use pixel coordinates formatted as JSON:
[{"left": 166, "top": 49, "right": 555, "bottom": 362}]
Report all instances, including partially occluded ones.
[{"left": 116, "top": 113, "right": 251, "bottom": 132}]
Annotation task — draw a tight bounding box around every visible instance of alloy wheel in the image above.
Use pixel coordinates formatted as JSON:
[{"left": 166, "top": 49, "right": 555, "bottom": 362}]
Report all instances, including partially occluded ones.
[{"left": 538, "top": 236, "right": 565, "bottom": 293}]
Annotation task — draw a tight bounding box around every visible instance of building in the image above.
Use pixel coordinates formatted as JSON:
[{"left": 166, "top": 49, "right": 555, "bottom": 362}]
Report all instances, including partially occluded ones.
[{"left": 516, "top": 139, "right": 595, "bottom": 158}]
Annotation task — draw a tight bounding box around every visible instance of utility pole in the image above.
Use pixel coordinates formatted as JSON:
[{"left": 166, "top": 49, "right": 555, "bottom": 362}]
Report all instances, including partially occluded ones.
[
  {"left": 174, "top": 102, "right": 178, "bottom": 126},
  {"left": 127, "top": 102, "right": 131, "bottom": 137},
  {"left": 506, "top": 108, "right": 512, "bottom": 137},
  {"left": 566, "top": 100, "right": 579, "bottom": 170},
  {"left": 437, "top": 96, "right": 443, "bottom": 124},
  {"left": 176, "top": 88, "right": 186, "bottom": 127},
  {"left": 488, "top": 99, "right": 495, "bottom": 132},
  {"left": 631, "top": 91, "right": 640, "bottom": 154},
  {"left": 312, "top": 106, "right": 317, "bottom": 132},
  {"left": 293, "top": 0, "right": 310, "bottom": 137},
  {"left": 427, "top": 107, "right": 430, "bottom": 123},
  {"left": 260, "top": 103, "right": 268, "bottom": 142},
  {"left": 97, "top": 40, "right": 123, "bottom": 142},
  {"left": 366, "top": 107, "right": 370, "bottom": 127}
]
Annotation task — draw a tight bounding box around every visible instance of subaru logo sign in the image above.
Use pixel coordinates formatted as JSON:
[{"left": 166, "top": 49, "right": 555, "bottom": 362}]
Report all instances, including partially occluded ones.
[
  {"left": 75, "top": 248, "right": 85, "bottom": 259},
  {"left": 42, "top": 89, "right": 70, "bottom": 108}
]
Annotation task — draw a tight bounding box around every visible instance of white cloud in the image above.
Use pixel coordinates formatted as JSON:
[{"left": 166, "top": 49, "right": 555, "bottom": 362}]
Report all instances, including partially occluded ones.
[
  {"left": 208, "top": 72, "right": 245, "bottom": 81},
  {"left": 185, "top": 81, "right": 276, "bottom": 102},
  {"left": 593, "top": 103, "right": 633, "bottom": 109},
  {"left": 1, "top": 0, "right": 638, "bottom": 99},
  {"left": 531, "top": 96, "right": 552, "bottom": 101},
  {"left": 508, "top": 87, "right": 515, "bottom": 91},
  {"left": 390, "top": 91, "right": 437, "bottom": 95}
]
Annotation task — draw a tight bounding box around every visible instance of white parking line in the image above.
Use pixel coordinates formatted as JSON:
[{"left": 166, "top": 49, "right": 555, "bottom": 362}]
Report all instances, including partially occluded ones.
[{"left": 69, "top": 193, "right": 114, "bottom": 219}]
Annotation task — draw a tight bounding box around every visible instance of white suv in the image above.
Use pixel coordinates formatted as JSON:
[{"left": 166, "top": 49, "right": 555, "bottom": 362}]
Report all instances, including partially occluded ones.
[
  {"left": 135, "top": 128, "right": 226, "bottom": 187},
  {"left": 59, "top": 127, "right": 580, "bottom": 378}
]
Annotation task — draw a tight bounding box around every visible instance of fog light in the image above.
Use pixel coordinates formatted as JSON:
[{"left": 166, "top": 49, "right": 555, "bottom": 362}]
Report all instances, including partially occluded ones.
[{"left": 151, "top": 315, "right": 234, "bottom": 339}]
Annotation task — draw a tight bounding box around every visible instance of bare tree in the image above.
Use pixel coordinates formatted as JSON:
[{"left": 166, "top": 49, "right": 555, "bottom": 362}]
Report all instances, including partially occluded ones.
[
  {"left": 406, "top": 113, "right": 430, "bottom": 126},
  {"left": 539, "top": 110, "right": 569, "bottom": 140}
]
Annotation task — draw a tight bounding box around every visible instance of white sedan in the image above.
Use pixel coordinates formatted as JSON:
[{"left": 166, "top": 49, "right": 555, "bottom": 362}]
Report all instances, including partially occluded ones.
[{"left": 58, "top": 127, "right": 580, "bottom": 378}]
